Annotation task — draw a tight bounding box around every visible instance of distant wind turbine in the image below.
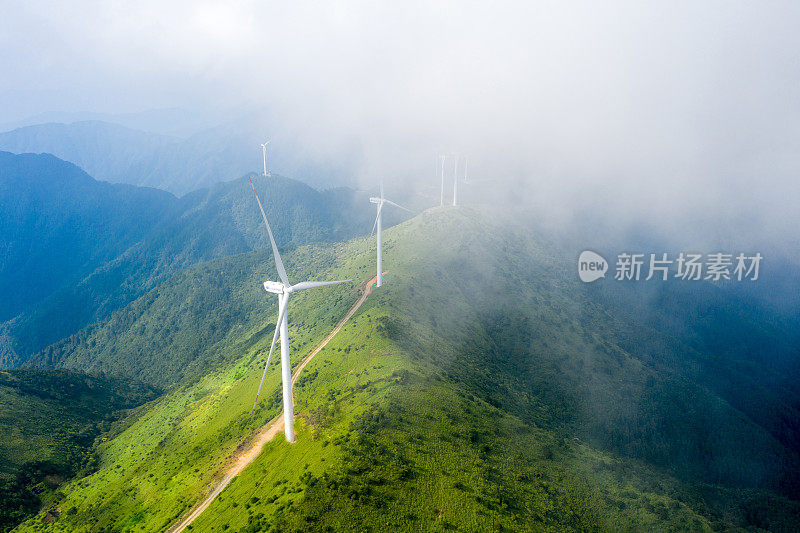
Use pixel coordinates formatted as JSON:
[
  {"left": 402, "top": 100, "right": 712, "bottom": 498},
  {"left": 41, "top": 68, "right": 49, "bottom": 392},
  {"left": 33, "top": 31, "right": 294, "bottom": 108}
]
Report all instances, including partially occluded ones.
[
  {"left": 260, "top": 140, "right": 271, "bottom": 177},
  {"left": 249, "top": 177, "right": 352, "bottom": 443},
  {"left": 439, "top": 154, "right": 446, "bottom": 206},
  {"left": 452, "top": 154, "right": 458, "bottom": 206},
  {"left": 370, "top": 182, "right": 410, "bottom": 288}
]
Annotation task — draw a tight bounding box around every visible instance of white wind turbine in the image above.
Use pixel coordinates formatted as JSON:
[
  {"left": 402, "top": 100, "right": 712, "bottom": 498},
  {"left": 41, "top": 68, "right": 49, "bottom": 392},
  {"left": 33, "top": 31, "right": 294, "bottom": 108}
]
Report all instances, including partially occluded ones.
[
  {"left": 439, "top": 154, "right": 446, "bottom": 206},
  {"left": 260, "top": 140, "right": 271, "bottom": 177},
  {"left": 370, "top": 182, "right": 410, "bottom": 288},
  {"left": 452, "top": 154, "right": 459, "bottom": 206},
  {"left": 248, "top": 177, "right": 352, "bottom": 443}
]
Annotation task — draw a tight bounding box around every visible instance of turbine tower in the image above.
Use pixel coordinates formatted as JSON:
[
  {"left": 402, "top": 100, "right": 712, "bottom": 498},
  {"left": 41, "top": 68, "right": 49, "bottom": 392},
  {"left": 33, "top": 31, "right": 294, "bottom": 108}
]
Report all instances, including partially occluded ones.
[
  {"left": 452, "top": 154, "right": 458, "bottom": 206},
  {"left": 249, "top": 177, "right": 352, "bottom": 443},
  {"left": 439, "top": 154, "right": 446, "bottom": 206},
  {"left": 260, "top": 140, "right": 271, "bottom": 177},
  {"left": 370, "top": 182, "right": 410, "bottom": 288}
]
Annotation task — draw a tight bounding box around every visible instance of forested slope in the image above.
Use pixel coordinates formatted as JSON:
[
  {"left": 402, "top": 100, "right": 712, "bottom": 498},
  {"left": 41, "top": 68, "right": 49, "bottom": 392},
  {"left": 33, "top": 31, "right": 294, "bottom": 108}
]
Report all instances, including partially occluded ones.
[{"left": 1, "top": 151, "right": 377, "bottom": 367}]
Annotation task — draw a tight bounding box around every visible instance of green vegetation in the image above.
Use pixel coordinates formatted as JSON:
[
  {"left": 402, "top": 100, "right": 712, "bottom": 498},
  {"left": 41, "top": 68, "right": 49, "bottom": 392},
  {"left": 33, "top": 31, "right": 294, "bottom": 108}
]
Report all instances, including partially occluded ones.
[
  {"left": 0, "top": 151, "right": 175, "bottom": 360},
  {"left": 30, "top": 241, "right": 370, "bottom": 388},
  {"left": 0, "top": 151, "right": 381, "bottom": 367},
  {"left": 0, "top": 369, "right": 158, "bottom": 531},
  {"left": 9, "top": 208, "right": 799, "bottom": 531},
  {"left": 8, "top": 238, "right": 370, "bottom": 532}
]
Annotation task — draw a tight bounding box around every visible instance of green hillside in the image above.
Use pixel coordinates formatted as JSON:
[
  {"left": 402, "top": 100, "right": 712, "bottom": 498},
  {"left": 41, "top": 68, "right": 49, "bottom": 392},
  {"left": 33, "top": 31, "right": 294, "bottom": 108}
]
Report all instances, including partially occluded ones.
[
  {"left": 1, "top": 151, "right": 380, "bottom": 367},
  {"left": 0, "top": 370, "right": 158, "bottom": 531},
  {"left": 23, "top": 176, "right": 376, "bottom": 385},
  {"left": 11, "top": 208, "right": 800, "bottom": 531},
  {"left": 0, "top": 152, "right": 175, "bottom": 333},
  {"left": 30, "top": 241, "right": 370, "bottom": 387}
]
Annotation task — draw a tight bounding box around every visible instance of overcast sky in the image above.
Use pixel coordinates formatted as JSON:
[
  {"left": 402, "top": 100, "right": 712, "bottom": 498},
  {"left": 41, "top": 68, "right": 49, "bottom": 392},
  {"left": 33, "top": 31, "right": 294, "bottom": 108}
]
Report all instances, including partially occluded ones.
[{"left": 2, "top": 1, "right": 799, "bottom": 247}]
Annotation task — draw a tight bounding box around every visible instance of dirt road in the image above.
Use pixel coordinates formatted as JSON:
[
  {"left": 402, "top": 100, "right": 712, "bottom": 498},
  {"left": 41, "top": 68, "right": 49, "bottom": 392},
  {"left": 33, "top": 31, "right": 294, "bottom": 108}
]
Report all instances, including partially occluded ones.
[{"left": 167, "top": 274, "right": 380, "bottom": 532}]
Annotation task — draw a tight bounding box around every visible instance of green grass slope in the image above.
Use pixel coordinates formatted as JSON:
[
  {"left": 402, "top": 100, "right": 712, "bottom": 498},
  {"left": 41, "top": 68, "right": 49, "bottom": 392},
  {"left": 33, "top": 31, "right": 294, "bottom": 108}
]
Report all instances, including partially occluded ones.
[
  {"left": 0, "top": 370, "right": 158, "bottom": 531},
  {"left": 13, "top": 208, "right": 800, "bottom": 532},
  {"left": 11, "top": 238, "right": 371, "bottom": 532}
]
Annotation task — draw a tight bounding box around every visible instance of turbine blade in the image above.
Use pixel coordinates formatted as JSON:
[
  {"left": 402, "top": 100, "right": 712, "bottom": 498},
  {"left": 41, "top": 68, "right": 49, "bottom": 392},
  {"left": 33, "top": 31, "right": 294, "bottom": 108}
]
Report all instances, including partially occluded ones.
[
  {"left": 383, "top": 198, "right": 411, "bottom": 212},
  {"left": 251, "top": 294, "right": 289, "bottom": 415},
  {"left": 290, "top": 279, "right": 354, "bottom": 292},
  {"left": 249, "top": 177, "right": 291, "bottom": 286},
  {"left": 370, "top": 202, "right": 384, "bottom": 236}
]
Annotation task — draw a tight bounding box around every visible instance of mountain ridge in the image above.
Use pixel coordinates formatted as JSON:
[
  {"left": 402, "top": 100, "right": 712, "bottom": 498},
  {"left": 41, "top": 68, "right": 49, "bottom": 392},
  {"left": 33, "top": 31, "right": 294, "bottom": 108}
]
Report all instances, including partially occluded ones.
[
  {"left": 10, "top": 207, "right": 799, "bottom": 531},
  {"left": 0, "top": 152, "right": 382, "bottom": 368},
  {"left": 0, "top": 116, "right": 360, "bottom": 195}
]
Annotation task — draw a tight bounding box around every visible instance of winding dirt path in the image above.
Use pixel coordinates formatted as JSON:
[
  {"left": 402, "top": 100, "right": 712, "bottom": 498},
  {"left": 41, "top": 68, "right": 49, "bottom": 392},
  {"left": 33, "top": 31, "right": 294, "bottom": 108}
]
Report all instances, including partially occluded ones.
[{"left": 167, "top": 274, "right": 381, "bottom": 532}]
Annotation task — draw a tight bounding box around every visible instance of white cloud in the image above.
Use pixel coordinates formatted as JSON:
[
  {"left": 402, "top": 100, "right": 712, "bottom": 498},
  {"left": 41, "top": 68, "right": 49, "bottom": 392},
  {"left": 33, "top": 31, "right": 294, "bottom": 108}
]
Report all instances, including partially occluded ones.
[{"left": 1, "top": 1, "right": 799, "bottom": 245}]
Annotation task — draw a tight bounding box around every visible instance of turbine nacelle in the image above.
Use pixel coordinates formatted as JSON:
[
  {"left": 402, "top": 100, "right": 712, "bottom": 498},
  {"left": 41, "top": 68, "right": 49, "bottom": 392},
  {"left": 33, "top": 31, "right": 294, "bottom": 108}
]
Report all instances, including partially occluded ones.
[
  {"left": 263, "top": 280, "right": 286, "bottom": 294},
  {"left": 263, "top": 279, "right": 353, "bottom": 295},
  {"left": 369, "top": 197, "right": 382, "bottom": 204}
]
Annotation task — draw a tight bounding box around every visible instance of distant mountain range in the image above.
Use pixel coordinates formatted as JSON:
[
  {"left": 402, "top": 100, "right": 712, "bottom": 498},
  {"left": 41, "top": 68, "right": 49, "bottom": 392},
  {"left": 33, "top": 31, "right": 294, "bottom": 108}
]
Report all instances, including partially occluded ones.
[
  {"left": 0, "top": 108, "right": 215, "bottom": 138},
  {"left": 0, "top": 152, "right": 176, "bottom": 330},
  {"left": 0, "top": 115, "right": 361, "bottom": 195},
  {"left": 0, "top": 151, "right": 386, "bottom": 369}
]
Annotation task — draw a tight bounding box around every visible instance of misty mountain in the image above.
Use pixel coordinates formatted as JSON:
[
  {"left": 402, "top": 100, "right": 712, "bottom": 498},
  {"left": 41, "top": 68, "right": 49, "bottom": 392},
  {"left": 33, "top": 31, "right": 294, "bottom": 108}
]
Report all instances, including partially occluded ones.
[
  {"left": 0, "top": 152, "right": 380, "bottom": 368},
  {"left": 0, "top": 121, "right": 236, "bottom": 194},
  {"left": 0, "top": 108, "right": 214, "bottom": 138},
  {"left": 3, "top": 153, "right": 799, "bottom": 531},
  {"left": 0, "top": 115, "right": 361, "bottom": 195},
  {"left": 0, "top": 122, "right": 182, "bottom": 188},
  {"left": 0, "top": 152, "right": 175, "bottom": 327}
]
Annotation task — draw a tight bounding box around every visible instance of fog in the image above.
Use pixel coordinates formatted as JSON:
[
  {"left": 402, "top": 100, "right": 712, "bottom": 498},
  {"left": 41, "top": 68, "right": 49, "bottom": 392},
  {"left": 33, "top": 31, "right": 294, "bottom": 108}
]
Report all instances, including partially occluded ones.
[{"left": 2, "top": 1, "right": 799, "bottom": 250}]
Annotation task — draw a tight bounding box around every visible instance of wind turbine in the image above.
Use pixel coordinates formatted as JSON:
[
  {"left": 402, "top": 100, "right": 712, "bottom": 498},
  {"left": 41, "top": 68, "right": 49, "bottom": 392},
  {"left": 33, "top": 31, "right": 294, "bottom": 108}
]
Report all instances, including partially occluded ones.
[
  {"left": 260, "top": 140, "right": 271, "bottom": 177},
  {"left": 248, "top": 177, "right": 352, "bottom": 443},
  {"left": 370, "top": 182, "right": 410, "bottom": 288},
  {"left": 439, "top": 154, "right": 446, "bottom": 206},
  {"left": 452, "top": 154, "right": 458, "bottom": 206}
]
